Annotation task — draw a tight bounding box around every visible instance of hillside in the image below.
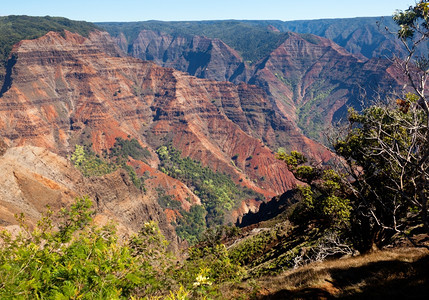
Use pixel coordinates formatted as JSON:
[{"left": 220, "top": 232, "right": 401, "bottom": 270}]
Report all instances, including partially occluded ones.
[
  {"left": 0, "top": 16, "right": 98, "bottom": 76},
  {"left": 248, "top": 32, "right": 403, "bottom": 141},
  {"left": 100, "top": 21, "right": 405, "bottom": 142},
  {"left": 0, "top": 145, "right": 181, "bottom": 249},
  {"left": 242, "top": 17, "right": 402, "bottom": 59},
  {"left": 0, "top": 26, "right": 334, "bottom": 244},
  {"left": 225, "top": 247, "right": 429, "bottom": 299},
  {"left": 98, "top": 20, "right": 288, "bottom": 64}
]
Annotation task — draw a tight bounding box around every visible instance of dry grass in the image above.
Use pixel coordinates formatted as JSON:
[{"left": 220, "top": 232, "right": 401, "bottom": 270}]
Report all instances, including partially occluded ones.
[{"left": 222, "top": 247, "right": 429, "bottom": 299}]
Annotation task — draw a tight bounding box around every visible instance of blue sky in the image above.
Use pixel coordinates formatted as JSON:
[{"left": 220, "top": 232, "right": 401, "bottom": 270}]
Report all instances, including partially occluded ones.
[{"left": 2, "top": 0, "right": 416, "bottom": 22}]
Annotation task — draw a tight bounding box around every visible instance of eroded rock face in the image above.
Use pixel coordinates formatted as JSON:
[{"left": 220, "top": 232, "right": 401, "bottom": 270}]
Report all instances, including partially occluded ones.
[
  {"left": 115, "top": 29, "right": 403, "bottom": 142},
  {"left": 121, "top": 30, "right": 334, "bottom": 158},
  {"left": 129, "top": 30, "right": 249, "bottom": 82},
  {"left": 0, "top": 30, "right": 318, "bottom": 231},
  {"left": 249, "top": 32, "right": 403, "bottom": 140},
  {"left": 0, "top": 146, "right": 180, "bottom": 249}
]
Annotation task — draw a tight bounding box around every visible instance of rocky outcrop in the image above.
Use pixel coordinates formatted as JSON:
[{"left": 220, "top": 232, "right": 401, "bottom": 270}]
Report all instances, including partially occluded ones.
[
  {"left": 249, "top": 32, "right": 403, "bottom": 140},
  {"left": 129, "top": 30, "right": 249, "bottom": 82},
  {"left": 0, "top": 146, "right": 180, "bottom": 249}
]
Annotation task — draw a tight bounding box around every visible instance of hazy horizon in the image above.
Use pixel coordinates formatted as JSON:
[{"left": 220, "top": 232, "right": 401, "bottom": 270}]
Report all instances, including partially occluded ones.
[{"left": 1, "top": 0, "right": 416, "bottom": 23}]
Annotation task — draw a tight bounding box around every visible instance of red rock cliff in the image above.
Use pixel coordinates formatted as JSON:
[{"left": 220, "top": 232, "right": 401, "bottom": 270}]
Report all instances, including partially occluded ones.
[{"left": 0, "top": 30, "right": 301, "bottom": 201}]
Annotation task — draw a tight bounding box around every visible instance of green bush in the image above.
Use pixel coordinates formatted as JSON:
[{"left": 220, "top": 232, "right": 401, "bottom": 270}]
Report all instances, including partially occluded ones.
[
  {"left": 0, "top": 197, "right": 168, "bottom": 299},
  {"left": 0, "top": 197, "right": 245, "bottom": 298},
  {"left": 278, "top": 151, "right": 352, "bottom": 228},
  {"left": 71, "top": 144, "right": 117, "bottom": 177}
]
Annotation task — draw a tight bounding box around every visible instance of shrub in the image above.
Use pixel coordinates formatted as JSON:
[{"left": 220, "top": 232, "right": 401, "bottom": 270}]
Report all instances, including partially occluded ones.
[{"left": 0, "top": 197, "right": 167, "bottom": 299}]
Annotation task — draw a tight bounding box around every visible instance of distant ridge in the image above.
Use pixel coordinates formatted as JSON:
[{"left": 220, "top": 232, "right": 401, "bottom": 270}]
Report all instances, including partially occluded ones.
[
  {"left": 97, "top": 17, "right": 401, "bottom": 60},
  {"left": 98, "top": 20, "right": 288, "bottom": 63},
  {"left": 99, "top": 19, "right": 405, "bottom": 142}
]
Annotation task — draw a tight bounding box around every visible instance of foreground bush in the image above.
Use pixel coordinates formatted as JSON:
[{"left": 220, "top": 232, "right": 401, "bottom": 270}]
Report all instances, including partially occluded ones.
[
  {"left": 0, "top": 197, "right": 245, "bottom": 299},
  {"left": 0, "top": 197, "right": 170, "bottom": 299}
]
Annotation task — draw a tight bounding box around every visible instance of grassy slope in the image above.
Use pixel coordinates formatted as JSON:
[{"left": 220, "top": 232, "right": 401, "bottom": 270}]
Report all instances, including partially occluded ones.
[
  {"left": 223, "top": 247, "right": 429, "bottom": 299},
  {"left": 218, "top": 188, "right": 429, "bottom": 299}
]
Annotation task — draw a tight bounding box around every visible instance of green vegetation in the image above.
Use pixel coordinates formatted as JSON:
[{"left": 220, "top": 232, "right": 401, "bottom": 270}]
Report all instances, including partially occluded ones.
[
  {"left": 98, "top": 20, "right": 288, "bottom": 63},
  {"left": 155, "top": 187, "right": 206, "bottom": 244},
  {"left": 157, "top": 145, "right": 262, "bottom": 229},
  {"left": 0, "top": 16, "right": 98, "bottom": 70},
  {"left": 71, "top": 144, "right": 116, "bottom": 177},
  {"left": 109, "top": 137, "right": 150, "bottom": 190},
  {"left": 156, "top": 187, "right": 182, "bottom": 210},
  {"left": 277, "top": 151, "right": 352, "bottom": 229},
  {"left": 333, "top": 96, "right": 429, "bottom": 251},
  {"left": 274, "top": 73, "right": 300, "bottom": 103},
  {"left": 156, "top": 144, "right": 263, "bottom": 243},
  {"left": 109, "top": 137, "right": 151, "bottom": 162},
  {"left": 276, "top": 92, "right": 429, "bottom": 253},
  {"left": 70, "top": 138, "right": 147, "bottom": 190},
  {"left": 0, "top": 197, "right": 169, "bottom": 298},
  {"left": 0, "top": 197, "right": 244, "bottom": 299},
  {"left": 175, "top": 205, "right": 207, "bottom": 244},
  {"left": 296, "top": 80, "right": 337, "bottom": 142}
]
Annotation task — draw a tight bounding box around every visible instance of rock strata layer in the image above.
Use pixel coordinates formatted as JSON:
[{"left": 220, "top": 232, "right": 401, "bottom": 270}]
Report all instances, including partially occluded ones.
[{"left": 0, "top": 30, "right": 328, "bottom": 233}]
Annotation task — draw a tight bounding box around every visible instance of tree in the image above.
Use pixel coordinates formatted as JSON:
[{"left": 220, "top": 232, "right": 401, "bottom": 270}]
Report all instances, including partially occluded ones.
[
  {"left": 276, "top": 151, "right": 352, "bottom": 229},
  {"left": 331, "top": 1, "right": 429, "bottom": 251},
  {"left": 393, "top": 0, "right": 429, "bottom": 118},
  {"left": 334, "top": 100, "right": 428, "bottom": 251}
]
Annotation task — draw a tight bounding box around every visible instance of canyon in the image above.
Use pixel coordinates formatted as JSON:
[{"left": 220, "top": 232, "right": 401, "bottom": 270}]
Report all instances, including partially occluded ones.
[
  {"left": 0, "top": 17, "right": 406, "bottom": 244},
  {"left": 0, "top": 28, "right": 328, "bottom": 242},
  {"left": 103, "top": 21, "right": 404, "bottom": 141},
  {"left": 0, "top": 14, "right": 428, "bottom": 299}
]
